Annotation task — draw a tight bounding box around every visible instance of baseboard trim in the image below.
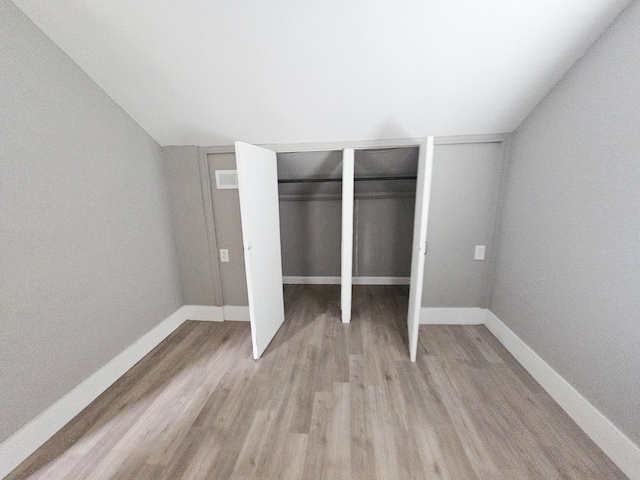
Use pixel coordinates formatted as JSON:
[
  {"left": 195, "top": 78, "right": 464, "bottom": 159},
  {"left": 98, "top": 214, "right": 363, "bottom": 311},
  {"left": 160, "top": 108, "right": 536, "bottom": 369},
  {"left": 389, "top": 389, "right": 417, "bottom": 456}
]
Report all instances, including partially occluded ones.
[
  {"left": 182, "top": 305, "right": 224, "bottom": 322},
  {"left": 283, "top": 276, "right": 339, "bottom": 284},
  {"left": 223, "top": 305, "right": 250, "bottom": 321},
  {"left": 182, "top": 305, "right": 250, "bottom": 322},
  {"left": 420, "top": 307, "right": 486, "bottom": 324},
  {"left": 282, "top": 276, "right": 410, "bottom": 285},
  {"left": 485, "top": 310, "right": 640, "bottom": 480},
  {"left": 0, "top": 306, "right": 189, "bottom": 479},
  {"left": 354, "top": 276, "right": 410, "bottom": 285}
]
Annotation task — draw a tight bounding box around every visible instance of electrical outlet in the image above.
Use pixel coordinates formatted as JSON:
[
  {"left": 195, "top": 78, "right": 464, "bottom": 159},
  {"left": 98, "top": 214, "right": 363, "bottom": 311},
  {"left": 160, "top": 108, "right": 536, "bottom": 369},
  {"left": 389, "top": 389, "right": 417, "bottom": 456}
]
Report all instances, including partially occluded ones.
[
  {"left": 220, "top": 249, "right": 229, "bottom": 263},
  {"left": 474, "top": 245, "right": 486, "bottom": 260}
]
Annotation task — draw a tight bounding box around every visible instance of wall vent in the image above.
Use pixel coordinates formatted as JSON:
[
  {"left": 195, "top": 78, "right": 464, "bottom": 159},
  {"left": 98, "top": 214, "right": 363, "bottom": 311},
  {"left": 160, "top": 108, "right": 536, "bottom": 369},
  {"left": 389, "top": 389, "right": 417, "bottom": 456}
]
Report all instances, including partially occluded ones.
[{"left": 215, "top": 170, "right": 238, "bottom": 189}]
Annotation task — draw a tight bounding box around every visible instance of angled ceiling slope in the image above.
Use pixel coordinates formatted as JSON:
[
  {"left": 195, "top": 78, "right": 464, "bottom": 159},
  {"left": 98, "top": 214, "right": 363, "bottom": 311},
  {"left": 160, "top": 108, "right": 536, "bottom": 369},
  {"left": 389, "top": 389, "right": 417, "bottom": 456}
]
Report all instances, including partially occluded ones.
[{"left": 12, "top": 0, "right": 630, "bottom": 146}]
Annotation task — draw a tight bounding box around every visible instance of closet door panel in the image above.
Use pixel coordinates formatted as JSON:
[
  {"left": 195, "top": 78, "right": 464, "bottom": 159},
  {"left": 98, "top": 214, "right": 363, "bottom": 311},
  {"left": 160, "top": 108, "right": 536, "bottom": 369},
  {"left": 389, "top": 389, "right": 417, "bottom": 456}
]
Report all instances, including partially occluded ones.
[
  {"left": 235, "top": 141, "right": 285, "bottom": 359},
  {"left": 279, "top": 199, "right": 342, "bottom": 277},
  {"left": 407, "top": 137, "right": 435, "bottom": 362}
]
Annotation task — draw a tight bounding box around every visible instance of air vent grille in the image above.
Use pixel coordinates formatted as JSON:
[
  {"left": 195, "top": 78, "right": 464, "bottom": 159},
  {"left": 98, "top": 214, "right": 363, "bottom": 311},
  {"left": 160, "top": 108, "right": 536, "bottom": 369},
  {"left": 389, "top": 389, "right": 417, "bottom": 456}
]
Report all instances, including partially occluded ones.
[{"left": 215, "top": 170, "right": 238, "bottom": 189}]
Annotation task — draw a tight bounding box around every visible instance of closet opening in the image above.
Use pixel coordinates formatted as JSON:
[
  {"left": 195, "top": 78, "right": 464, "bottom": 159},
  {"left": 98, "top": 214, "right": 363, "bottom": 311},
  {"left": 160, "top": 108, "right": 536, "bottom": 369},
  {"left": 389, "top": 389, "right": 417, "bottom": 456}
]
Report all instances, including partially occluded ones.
[
  {"left": 277, "top": 150, "right": 344, "bottom": 287},
  {"left": 352, "top": 147, "right": 417, "bottom": 287},
  {"left": 275, "top": 146, "right": 418, "bottom": 315},
  {"left": 234, "top": 138, "right": 433, "bottom": 360}
]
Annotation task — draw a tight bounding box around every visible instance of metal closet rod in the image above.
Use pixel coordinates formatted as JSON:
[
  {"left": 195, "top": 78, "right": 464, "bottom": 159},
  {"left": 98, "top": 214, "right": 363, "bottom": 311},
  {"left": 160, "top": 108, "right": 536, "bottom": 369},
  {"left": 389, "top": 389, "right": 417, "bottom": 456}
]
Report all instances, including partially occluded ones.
[{"left": 278, "top": 175, "right": 417, "bottom": 184}]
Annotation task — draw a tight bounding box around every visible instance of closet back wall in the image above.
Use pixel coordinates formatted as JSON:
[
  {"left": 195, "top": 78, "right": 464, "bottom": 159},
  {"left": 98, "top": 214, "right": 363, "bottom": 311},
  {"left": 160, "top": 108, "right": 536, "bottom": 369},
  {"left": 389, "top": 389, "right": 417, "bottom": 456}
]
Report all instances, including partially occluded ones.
[
  {"left": 279, "top": 199, "right": 342, "bottom": 277},
  {"left": 355, "top": 197, "right": 414, "bottom": 278},
  {"left": 278, "top": 148, "right": 417, "bottom": 281},
  {"left": 279, "top": 196, "right": 415, "bottom": 279}
]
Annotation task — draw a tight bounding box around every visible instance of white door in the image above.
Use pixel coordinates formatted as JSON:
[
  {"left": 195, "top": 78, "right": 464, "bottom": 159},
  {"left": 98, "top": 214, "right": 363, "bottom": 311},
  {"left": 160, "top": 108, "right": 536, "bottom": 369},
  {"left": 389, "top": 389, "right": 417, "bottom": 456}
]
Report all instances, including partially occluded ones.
[
  {"left": 341, "top": 149, "right": 355, "bottom": 323},
  {"left": 407, "top": 137, "right": 435, "bottom": 362},
  {"left": 235, "top": 141, "right": 286, "bottom": 359}
]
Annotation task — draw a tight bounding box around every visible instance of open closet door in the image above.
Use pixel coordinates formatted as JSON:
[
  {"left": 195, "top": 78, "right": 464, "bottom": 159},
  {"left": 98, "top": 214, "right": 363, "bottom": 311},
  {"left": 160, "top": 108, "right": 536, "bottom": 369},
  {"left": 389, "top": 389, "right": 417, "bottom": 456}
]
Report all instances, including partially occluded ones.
[
  {"left": 235, "top": 141, "right": 285, "bottom": 359},
  {"left": 407, "top": 137, "right": 435, "bottom": 362}
]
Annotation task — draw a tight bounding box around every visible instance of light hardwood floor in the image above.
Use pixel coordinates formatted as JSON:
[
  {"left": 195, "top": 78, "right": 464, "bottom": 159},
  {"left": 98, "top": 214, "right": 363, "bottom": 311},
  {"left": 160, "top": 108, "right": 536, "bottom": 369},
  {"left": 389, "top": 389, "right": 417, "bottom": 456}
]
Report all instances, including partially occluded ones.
[{"left": 7, "top": 285, "right": 627, "bottom": 479}]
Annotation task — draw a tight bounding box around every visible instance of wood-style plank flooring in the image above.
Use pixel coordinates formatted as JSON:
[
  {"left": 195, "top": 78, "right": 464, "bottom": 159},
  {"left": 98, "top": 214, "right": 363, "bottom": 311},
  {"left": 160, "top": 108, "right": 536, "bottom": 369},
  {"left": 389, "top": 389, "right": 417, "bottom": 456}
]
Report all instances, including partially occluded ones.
[{"left": 7, "top": 285, "right": 627, "bottom": 479}]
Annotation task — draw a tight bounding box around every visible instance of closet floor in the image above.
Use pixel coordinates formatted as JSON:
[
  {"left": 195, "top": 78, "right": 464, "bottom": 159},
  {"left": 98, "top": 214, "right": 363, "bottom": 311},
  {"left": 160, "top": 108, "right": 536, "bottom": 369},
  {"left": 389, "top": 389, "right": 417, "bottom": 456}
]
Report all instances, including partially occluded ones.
[{"left": 7, "top": 285, "right": 626, "bottom": 479}]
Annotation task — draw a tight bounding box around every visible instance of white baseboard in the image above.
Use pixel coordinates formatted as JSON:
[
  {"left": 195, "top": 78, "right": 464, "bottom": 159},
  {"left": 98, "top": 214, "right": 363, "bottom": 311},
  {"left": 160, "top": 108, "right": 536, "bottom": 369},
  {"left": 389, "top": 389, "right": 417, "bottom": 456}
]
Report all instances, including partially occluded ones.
[
  {"left": 182, "top": 305, "right": 250, "bottom": 322},
  {"left": 354, "top": 276, "right": 410, "bottom": 285},
  {"left": 485, "top": 310, "right": 640, "bottom": 480},
  {"left": 0, "top": 306, "right": 189, "bottom": 479},
  {"left": 223, "top": 305, "right": 250, "bottom": 321},
  {"left": 282, "top": 276, "right": 410, "bottom": 285},
  {"left": 182, "top": 304, "right": 224, "bottom": 322},
  {"left": 283, "top": 276, "right": 340, "bottom": 284},
  {"left": 420, "top": 307, "right": 486, "bottom": 324}
]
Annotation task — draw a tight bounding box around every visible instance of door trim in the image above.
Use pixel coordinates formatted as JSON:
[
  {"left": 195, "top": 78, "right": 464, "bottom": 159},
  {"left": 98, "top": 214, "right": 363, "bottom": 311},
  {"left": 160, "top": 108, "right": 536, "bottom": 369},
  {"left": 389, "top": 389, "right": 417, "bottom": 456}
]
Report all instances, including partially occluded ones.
[{"left": 199, "top": 133, "right": 509, "bottom": 155}]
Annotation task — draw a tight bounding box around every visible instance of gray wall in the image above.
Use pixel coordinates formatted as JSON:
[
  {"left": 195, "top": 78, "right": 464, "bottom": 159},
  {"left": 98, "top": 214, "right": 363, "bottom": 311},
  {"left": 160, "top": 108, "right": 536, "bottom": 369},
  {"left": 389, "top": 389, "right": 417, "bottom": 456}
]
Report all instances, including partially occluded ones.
[
  {"left": 207, "top": 153, "right": 248, "bottom": 306},
  {"left": 164, "top": 149, "right": 248, "bottom": 307},
  {"left": 424, "top": 142, "right": 505, "bottom": 307},
  {"left": 163, "top": 147, "right": 218, "bottom": 305},
  {"left": 491, "top": 0, "right": 640, "bottom": 445},
  {"left": 0, "top": 0, "right": 182, "bottom": 443}
]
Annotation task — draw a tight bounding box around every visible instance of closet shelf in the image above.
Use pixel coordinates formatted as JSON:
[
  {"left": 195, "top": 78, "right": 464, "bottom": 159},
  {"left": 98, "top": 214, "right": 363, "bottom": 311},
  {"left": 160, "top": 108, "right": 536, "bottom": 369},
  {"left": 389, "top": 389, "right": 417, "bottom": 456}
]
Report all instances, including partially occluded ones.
[{"left": 278, "top": 175, "right": 417, "bottom": 184}]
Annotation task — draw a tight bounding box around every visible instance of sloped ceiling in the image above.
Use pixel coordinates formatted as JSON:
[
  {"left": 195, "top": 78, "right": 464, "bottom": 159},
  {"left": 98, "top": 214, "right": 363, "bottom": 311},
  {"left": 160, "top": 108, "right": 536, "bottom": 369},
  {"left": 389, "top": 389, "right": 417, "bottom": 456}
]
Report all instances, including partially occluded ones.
[{"left": 12, "top": 0, "right": 630, "bottom": 146}]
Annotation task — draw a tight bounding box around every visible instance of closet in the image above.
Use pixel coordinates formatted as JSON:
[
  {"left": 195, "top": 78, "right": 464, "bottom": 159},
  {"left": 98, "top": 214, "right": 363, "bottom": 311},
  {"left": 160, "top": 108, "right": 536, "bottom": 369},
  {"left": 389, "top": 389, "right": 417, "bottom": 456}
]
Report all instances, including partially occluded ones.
[
  {"left": 277, "top": 147, "right": 419, "bottom": 284},
  {"left": 234, "top": 139, "right": 434, "bottom": 361},
  {"left": 167, "top": 137, "right": 505, "bottom": 362}
]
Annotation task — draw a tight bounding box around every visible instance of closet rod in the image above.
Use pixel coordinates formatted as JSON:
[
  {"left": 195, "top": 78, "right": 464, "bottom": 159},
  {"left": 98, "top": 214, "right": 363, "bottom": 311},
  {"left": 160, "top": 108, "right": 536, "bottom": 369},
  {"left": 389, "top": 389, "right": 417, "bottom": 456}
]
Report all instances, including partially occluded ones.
[{"left": 278, "top": 175, "right": 417, "bottom": 184}]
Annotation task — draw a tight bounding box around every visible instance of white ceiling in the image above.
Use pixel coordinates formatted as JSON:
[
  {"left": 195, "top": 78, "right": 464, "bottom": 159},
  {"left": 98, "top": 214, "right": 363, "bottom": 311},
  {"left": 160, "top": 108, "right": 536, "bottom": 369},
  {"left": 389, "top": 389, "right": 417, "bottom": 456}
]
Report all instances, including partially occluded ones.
[{"left": 13, "top": 0, "right": 630, "bottom": 146}]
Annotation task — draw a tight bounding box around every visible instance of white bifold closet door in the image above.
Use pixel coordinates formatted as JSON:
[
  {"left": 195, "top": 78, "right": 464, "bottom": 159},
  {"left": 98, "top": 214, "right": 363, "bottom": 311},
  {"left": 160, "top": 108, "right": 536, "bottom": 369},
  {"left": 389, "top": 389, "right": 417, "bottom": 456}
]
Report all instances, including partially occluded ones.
[
  {"left": 235, "top": 141, "right": 285, "bottom": 359},
  {"left": 407, "top": 137, "right": 435, "bottom": 362}
]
